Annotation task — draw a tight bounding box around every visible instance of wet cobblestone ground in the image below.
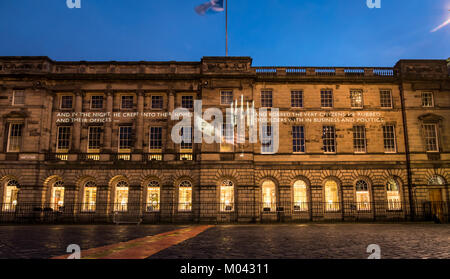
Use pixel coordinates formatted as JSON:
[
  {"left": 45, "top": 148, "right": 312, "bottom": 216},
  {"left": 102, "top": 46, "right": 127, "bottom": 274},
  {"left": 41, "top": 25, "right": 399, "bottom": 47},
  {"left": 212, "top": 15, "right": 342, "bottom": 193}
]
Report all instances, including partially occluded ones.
[
  {"left": 0, "top": 225, "right": 184, "bottom": 259},
  {"left": 150, "top": 223, "right": 450, "bottom": 259},
  {"left": 0, "top": 223, "right": 448, "bottom": 259}
]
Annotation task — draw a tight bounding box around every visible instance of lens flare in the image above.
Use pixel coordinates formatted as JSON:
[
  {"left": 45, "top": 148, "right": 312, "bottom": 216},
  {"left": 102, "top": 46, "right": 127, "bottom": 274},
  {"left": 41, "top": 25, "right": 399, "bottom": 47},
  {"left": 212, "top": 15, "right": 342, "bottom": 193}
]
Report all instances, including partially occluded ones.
[{"left": 431, "top": 18, "right": 450, "bottom": 32}]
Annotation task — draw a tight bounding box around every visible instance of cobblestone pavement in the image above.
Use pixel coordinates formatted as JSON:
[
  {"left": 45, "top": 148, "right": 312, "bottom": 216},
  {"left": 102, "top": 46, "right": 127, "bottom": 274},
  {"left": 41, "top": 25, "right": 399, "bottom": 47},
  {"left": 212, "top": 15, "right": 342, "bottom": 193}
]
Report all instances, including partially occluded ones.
[
  {"left": 0, "top": 225, "right": 184, "bottom": 259},
  {"left": 149, "top": 223, "right": 450, "bottom": 259},
  {"left": 0, "top": 223, "right": 448, "bottom": 259}
]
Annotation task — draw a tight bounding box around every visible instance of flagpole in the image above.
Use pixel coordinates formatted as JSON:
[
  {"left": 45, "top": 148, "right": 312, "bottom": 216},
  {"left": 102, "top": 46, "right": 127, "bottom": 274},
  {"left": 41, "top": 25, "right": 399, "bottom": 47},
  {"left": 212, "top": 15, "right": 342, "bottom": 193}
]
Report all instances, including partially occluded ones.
[{"left": 226, "top": 0, "right": 228, "bottom": 56}]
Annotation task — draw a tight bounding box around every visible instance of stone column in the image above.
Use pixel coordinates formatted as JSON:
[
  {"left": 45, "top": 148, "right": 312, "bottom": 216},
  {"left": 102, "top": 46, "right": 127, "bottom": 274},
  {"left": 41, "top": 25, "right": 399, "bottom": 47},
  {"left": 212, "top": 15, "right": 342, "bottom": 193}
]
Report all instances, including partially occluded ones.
[
  {"left": 135, "top": 91, "right": 144, "bottom": 152},
  {"left": 43, "top": 93, "right": 54, "bottom": 152},
  {"left": 128, "top": 185, "right": 143, "bottom": 217},
  {"left": 96, "top": 185, "right": 110, "bottom": 222},
  {"left": 104, "top": 91, "right": 113, "bottom": 152},
  {"left": 165, "top": 90, "right": 176, "bottom": 158},
  {"left": 73, "top": 91, "right": 83, "bottom": 152}
]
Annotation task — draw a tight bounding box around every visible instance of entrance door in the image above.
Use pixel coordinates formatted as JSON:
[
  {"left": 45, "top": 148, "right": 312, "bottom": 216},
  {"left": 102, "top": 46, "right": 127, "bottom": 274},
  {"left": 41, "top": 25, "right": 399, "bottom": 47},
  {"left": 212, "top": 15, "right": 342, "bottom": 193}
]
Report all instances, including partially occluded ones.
[{"left": 429, "top": 189, "right": 443, "bottom": 222}]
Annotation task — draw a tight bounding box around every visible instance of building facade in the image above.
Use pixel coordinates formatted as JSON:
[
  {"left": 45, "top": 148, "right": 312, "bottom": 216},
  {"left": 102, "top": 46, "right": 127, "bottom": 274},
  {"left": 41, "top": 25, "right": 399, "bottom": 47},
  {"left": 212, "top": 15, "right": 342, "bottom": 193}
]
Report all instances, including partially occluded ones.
[{"left": 0, "top": 56, "right": 448, "bottom": 223}]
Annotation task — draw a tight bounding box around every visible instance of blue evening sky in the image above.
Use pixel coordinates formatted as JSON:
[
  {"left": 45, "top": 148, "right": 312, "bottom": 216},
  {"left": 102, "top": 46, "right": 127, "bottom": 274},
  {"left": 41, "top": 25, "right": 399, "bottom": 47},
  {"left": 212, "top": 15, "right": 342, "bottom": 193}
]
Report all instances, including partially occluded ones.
[{"left": 0, "top": 0, "right": 448, "bottom": 66}]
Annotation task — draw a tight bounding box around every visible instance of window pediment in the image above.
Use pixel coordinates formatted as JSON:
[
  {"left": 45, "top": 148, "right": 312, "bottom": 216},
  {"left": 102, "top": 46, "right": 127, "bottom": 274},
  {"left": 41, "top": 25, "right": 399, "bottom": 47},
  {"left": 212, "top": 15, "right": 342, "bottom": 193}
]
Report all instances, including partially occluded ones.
[{"left": 418, "top": 113, "right": 443, "bottom": 123}]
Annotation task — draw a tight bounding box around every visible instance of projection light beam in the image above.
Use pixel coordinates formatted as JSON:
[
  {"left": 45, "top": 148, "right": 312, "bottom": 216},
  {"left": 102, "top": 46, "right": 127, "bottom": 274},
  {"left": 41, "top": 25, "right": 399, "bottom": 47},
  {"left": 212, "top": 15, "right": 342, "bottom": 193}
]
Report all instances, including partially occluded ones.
[{"left": 431, "top": 18, "right": 450, "bottom": 32}]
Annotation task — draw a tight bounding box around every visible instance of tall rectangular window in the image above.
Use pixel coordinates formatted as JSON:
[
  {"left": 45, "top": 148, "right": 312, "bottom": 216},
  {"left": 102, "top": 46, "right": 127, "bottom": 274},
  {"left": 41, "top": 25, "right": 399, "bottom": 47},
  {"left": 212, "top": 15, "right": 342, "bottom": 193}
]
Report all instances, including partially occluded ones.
[
  {"left": 61, "top": 95, "right": 73, "bottom": 109},
  {"left": 292, "top": 126, "right": 305, "bottom": 153},
  {"left": 291, "top": 90, "right": 303, "bottom": 108},
  {"left": 261, "top": 125, "right": 273, "bottom": 153},
  {"left": 7, "top": 123, "right": 24, "bottom": 152},
  {"left": 261, "top": 90, "right": 273, "bottom": 108},
  {"left": 421, "top": 92, "right": 434, "bottom": 108},
  {"left": 181, "top": 126, "right": 192, "bottom": 150},
  {"left": 350, "top": 90, "right": 363, "bottom": 108},
  {"left": 221, "top": 91, "right": 233, "bottom": 105},
  {"left": 181, "top": 96, "right": 194, "bottom": 109},
  {"left": 423, "top": 124, "right": 438, "bottom": 152},
  {"left": 121, "top": 95, "right": 134, "bottom": 109},
  {"left": 149, "top": 127, "right": 162, "bottom": 151},
  {"left": 118, "top": 126, "right": 132, "bottom": 152},
  {"left": 383, "top": 125, "right": 396, "bottom": 153},
  {"left": 88, "top": 126, "right": 102, "bottom": 152},
  {"left": 320, "top": 89, "right": 333, "bottom": 108},
  {"left": 90, "top": 95, "right": 104, "bottom": 109},
  {"left": 322, "top": 126, "right": 336, "bottom": 153},
  {"left": 151, "top": 95, "right": 163, "bottom": 109},
  {"left": 57, "top": 126, "right": 71, "bottom": 152},
  {"left": 220, "top": 123, "right": 234, "bottom": 152},
  {"left": 12, "top": 90, "right": 25, "bottom": 105},
  {"left": 380, "top": 90, "right": 393, "bottom": 108},
  {"left": 353, "top": 125, "right": 366, "bottom": 153}
]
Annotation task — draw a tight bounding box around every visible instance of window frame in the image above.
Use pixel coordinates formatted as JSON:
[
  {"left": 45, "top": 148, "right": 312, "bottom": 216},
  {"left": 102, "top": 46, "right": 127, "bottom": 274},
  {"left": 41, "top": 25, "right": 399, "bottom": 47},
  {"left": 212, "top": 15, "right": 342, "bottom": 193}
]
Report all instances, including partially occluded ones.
[
  {"left": 380, "top": 89, "right": 393, "bottom": 109},
  {"left": 260, "top": 90, "right": 273, "bottom": 108},
  {"left": 90, "top": 95, "right": 104, "bottom": 110},
  {"left": 421, "top": 91, "right": 434, "bottom": 108},
  {"left": 12, "top": 90, "right": 25, "bottom": 106},
  {"left": 382, "top": 125, "right": 397, "bottom": 153},
  {"left": 292, "top": 125, "right": 306, "bottom": 154},
  {"left": 151, "top": 95, "right": 164, "bottom": 110},
  {"left": 350, "top": 89, "right": 364, "bottom": 109},
  {"left": 220, "top": 90, "right": 234, "bottom": 106},
  {"left": 6, "top": 122, "right": 24, "bottom": 153},
  {"left": 120, "top": 94, "right": 134, "bottom": 110},
  {"left": 352, "top": 125, "right": 367, "bottom": 154},
  {"left": 118, "top": 125, "right": 133, "bottom": 153},
  {"left": 291, "top": 90, "right": 304, "bottom": 108},
  {"left": 149, "top": 126, "right": 163, "bottom": 152},
  {"left": 87, "top": 126, "right": 102, "bottom": 153},
  {"left": 181, "top": 95, "right": 194, "bottom": 109},
  {"left": 320, "top": 89, "right": 333, "bottom": 108},
  {"left": 56, "top": 126, "right": 72, "bottom": 153},
  {"left": 60, "top": 94, "right": 74, "bottom": 110},
  {"left": 423, "top": 123, "right": 439, "bottom": 152},
  {"left": 322, "top": 125, "right": 336, "bottom": 154}
]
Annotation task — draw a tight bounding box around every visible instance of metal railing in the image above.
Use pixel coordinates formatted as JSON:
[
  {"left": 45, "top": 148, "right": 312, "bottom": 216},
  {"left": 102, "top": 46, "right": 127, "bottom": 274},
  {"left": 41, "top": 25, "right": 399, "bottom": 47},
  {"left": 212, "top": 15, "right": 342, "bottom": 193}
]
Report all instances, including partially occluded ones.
[{"left": 0, "top": 201, "right": 447, "bottom": 224}]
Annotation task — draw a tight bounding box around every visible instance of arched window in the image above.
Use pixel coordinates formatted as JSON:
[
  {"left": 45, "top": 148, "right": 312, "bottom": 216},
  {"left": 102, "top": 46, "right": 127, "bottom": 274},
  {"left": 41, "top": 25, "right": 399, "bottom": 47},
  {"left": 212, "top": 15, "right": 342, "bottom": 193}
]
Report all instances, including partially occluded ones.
[
  {"left": 178, "top": 180, "right": 192, "bottom": 212},
  {"left": 293, "top": 180, "right": 308, "bottom": 211},
  {"left": 386, "top": 178, "right": 401, "bottom": 210},
  {"left": 220, "top": 179, "right": 234, "bottom": 212},
  {"left": 324, "top": 180, "right": 340, "bottom": 212},
  {"left": 262, "top": 180, "right": 276, "bottom": 212},
  {"left": 82, "top": 181, "right": 97, "bottom": 212},
  {"left": 51, "top": 181, "right": 65, "bottom": 211},
  {"left": 429, "top": 175, "right": 445, "bottom": 185},
  {"left": 146, "top": 180, "right": 160, "bottom": 212},
  {"left": 3, "top": 180, "right": 19, "bottom": 212},
  {"left": 114, "top": 180, "right": 129, "bottom": 212},
  {"left": 355, "top": 180, "right": 371, "bottom": 211}
]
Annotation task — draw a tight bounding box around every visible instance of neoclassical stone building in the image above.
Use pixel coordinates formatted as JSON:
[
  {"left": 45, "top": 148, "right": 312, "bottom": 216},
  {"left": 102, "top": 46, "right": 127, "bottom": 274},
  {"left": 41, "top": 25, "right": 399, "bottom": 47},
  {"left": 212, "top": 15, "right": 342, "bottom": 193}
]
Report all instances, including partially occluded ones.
[{"left": 0, "top": 56, "right": 448, "bottom": 223}]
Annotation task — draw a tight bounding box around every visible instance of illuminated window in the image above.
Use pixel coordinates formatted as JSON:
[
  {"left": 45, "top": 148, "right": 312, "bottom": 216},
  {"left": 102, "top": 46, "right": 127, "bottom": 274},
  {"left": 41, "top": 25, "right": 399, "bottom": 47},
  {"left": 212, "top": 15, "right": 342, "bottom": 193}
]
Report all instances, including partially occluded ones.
[
  {"left": 320, "top": 89, "right": 333, "bottom": 108},
  {"left": 323, "top": 126, "right": 336, "bottom": 153},
  {"left": 383, "top": 125, "right": 396, "bottom": 153},
  {"left": 261, "top": 90, "right": 273, "bottom": 108},
  {"left": 293, "top": 180, "right": 308, "bottom": 211},
  {"left": 12, "top": 90, "right": 25, "bottom": 105},
  {"left": 114, "top": 180, "right": 129, "bottom": 212},
  {"left": 220, "top": 180, "right": 234, "bottom": 212},
  {"left": 324, "top": 180, "right": 340, "bottom": 212},
  {"left": 7, "top": 123, "right": 24, "bottom": 153},
  {"left": 350, "top": 90, "right": 363, "bottom": 108},
  {"left": 88, "top": 126, "right": 102, "bottom": 153},
  {"left": 118, "top": 126, "right": 132, "bottom": 153},
  {"left": 181, "top": 96, "right": 194, "bottom": 109},
  {"left": 386, "top": 178, "right": 401, "bottom": 210},
  {"left": 82, "top": 181, "right": 97, "bottom": 212},
  {"left": 146, "top": 180, "right": 160, "bottom": 212},
  {"left": 291, "top": 90, "right": 303, "bottom": 108},
  {"left": 90, "top": 95, "right": 104, "bottom": 109},
  {"left": 180, "top": 127, "right": 193, "bottom": 160},
  {"left": 121, "top": 95, "right": 134, "bottom": 109},
  {"left": 57, "top": 126, "right": 71, "bottom": 153},
  {"left": 178, "top": 180, "right": 192, "bottom": 211},
  {"left": 149, "top": 127, "right": 162, "bottom": 152},
  {"left": 151, "top": 95, "right": 163, "bottom": 109},
  {"left": 353, "top": 125, "right": 366, "bottom": 153},
  {"left": 262, "top": 180, "right": 276, "bottom": 212},
  {"left": 429, "top": 175, "right": 445, "bottom": 185},
  {"left": 261, "top": 125, "right": 273, "bottom": 154},
  {"left": 3, "top": 180, "right": 19, "bottom": 212},
  {"left": 421, "top": 92, "right": 434, "bottom": 108},
  {"left": 221, "top": 91, "right": 233, "bottom": 105},
  {"left": 380, "top": 90, "right": 393, "bottom": 108},
  {"left": 61, "top": 95, "right": 73, "bottom": 109},
  {"left": 355, "top": 180, "right": 371, "bottom": 211},
  {"left": 292, "top": 126, "right": 305, "bottom": 153},
  {"left": 423, "top": 124, "right": 439, "bottom": 152},
  {"left": 51, "top": 181, "right": 65, "bottom": 211}
]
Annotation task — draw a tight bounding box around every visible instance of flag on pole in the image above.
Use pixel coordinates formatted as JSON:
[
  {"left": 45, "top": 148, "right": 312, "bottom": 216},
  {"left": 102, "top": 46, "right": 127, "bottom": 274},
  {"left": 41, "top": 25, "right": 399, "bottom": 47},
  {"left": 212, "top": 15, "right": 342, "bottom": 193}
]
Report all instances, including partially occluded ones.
[{"left": 195, "top": 0, "right": 224, "bottom": 15}]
